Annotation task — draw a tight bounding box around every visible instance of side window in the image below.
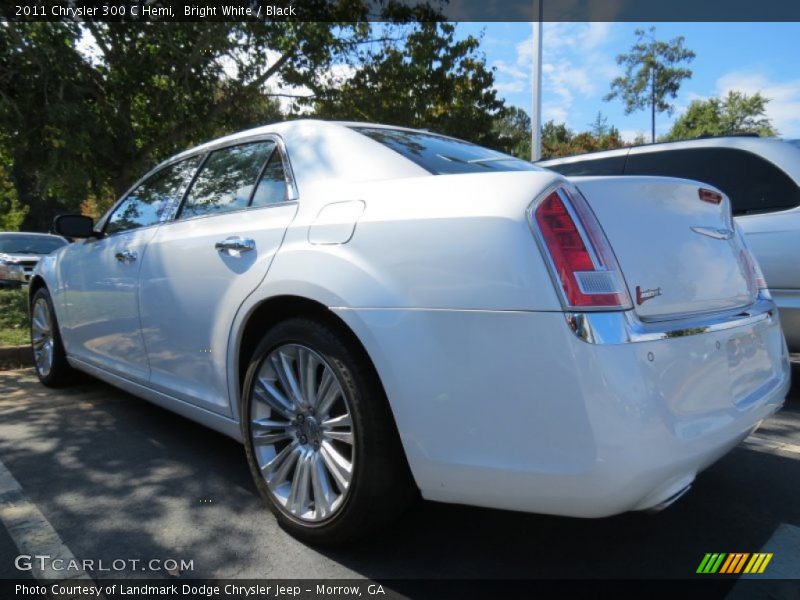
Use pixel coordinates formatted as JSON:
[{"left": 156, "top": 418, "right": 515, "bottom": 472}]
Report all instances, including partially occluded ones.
[
  {"left": 250, "top": 149, "right": 289, "bottom": 207},
  {"left": 105, "top": 157, "right": 199, "bottom": 235},
  {"left": 625, "top": 148, "right": 800, "bottom": 215},
  {"left": 180, "top": 141, "right": 275, "bottom": 219}
]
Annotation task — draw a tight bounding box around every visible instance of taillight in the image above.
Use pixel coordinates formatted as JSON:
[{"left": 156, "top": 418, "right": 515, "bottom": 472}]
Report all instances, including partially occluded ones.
[
  {"left": 699, "top": 188, "right": 723, "bottom": 204},
  {"left": 530, "top": 186, "right": 632, "bottom": 310}
]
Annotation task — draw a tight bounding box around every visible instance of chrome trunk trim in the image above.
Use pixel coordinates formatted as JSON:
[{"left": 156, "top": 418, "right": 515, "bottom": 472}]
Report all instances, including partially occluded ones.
[{"left": 567, "top": 291, "right": 777, "bottom": 344}]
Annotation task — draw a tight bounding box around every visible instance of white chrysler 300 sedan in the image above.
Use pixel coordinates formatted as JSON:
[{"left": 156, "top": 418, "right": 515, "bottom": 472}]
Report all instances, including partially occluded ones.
[{"left": 31, "top": 120, "right": 790, "bottom": 543}]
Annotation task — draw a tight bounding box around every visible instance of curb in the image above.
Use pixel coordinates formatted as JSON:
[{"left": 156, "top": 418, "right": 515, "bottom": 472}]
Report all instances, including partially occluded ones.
[{"left": 0, "top": 345, "right": 33, "bottom": 370}]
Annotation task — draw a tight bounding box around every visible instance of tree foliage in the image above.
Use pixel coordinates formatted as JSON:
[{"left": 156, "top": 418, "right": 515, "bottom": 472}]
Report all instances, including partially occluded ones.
[
  {"left": 605, "top": 27, "right": 695, "bottom": 143},
  {"left": 309, "top": 23, "right": 506, "bottom": 149},
  {"left": 492, "top": 106, "right": 531, "bottom": 159},
  {"left": 0, "top": 19, "right": 378, "bottom": 230},
  {"left": 540, "top": 119, "right": 626, "bottom": 159},
  {"left": 0, "top": 16, "right": 516, "bottom": 231},
  {"left": 664, "top": 91, "right": 778, "bottom": 141},
  {"left": 0, "top": 137, "right": 26, "bottom": 231}
]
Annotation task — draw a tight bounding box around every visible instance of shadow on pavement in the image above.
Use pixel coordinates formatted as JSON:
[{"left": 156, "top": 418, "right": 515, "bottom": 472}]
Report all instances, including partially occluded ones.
[{"left": 0, "top": 369, "right": 799, "bottom": 580}]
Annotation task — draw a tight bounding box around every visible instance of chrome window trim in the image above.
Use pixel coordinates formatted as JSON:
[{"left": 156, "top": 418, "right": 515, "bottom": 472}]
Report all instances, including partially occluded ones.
[
  {"left": 160, "top": 199, "right": 300, "bottom": 227},
  {"left": 567, "top": 291, "right": 777, "bottom": 344}
]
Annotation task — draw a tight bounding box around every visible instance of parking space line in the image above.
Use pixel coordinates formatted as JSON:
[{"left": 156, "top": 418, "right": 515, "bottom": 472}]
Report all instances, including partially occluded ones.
[{"left": 0, "top": 457, "right": 93, "bottom": 583}]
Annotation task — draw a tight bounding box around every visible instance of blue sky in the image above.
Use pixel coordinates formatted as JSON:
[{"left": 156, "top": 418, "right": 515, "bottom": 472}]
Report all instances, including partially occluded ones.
[{"left": 457, "top": 22, "right": 800, "bottom": 141}]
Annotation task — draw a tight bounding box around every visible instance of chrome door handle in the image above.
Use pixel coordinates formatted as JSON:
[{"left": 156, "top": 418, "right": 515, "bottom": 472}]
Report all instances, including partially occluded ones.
[
  {"left": 215, "top": 236, "right": 255, "bottom": 256},
  {"left": 115, "top": 250, "right": 137, "bottom": 264}
]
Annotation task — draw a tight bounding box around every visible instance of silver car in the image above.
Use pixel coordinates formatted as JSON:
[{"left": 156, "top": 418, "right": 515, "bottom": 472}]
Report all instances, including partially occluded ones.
[
  {"left": 540, "top": 136, "right": 800, "bottom": 351},
  {"left": 0, "top": 232, "right": 68, "bottom": 288}
]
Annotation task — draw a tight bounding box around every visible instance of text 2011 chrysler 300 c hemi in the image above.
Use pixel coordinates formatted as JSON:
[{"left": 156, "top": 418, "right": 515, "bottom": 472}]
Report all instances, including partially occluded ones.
[{"left": 30, "top": 120, "right": 790, "bottom": 543}]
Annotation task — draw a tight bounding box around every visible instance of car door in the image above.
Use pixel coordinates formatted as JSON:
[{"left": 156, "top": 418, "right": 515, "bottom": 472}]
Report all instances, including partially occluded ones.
[
  {"left": 138, "top": 138, "right": 298, "bottom": 415},
  {"left": 58, "top": 157, "right": 201, "bottom": 382}
]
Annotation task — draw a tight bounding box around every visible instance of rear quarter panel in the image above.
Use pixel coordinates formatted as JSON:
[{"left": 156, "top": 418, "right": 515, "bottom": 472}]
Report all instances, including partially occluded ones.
[{"left": 257, "top": 170, "right": 566, "bottom": 311}]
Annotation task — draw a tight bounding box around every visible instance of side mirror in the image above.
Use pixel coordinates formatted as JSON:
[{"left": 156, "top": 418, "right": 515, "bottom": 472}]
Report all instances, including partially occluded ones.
[{"left": 52, "top": 214, "right": 97, "bottom": 239}]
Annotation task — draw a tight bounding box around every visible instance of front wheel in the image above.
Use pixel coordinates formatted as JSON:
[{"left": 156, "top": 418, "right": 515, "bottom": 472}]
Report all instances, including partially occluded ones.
[
  {"left": 30, "top": 287, "right": 75, "bottom": 387},
  {"left": 242, "top": 317, "right": 414, "bottom": 544}
]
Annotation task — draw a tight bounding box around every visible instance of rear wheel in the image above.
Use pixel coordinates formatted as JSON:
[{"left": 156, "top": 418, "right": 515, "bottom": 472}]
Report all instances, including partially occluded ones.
[
  {"left": 242, "top": 317, "right": 414, "bottom": 544},
  {"left": 30, "top": 287, "right": 74, "bottom": 387}
]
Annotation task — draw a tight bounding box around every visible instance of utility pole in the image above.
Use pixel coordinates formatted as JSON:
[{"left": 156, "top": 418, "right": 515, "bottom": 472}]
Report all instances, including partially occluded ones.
[
  {"left": 531, "top": 0, "right": 543, "bottom": 161},
  {"left": 649, "top": 31, "right": 656, "bottom": 143},
  {"left": 651, "top": 63, "right": 656, "bottom": 143}
]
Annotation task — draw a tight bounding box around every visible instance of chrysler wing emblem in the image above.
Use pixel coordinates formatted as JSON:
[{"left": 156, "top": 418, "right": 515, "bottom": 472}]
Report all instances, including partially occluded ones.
[{"left": 691, "top": 226, "right": 734, "bottom": 240}]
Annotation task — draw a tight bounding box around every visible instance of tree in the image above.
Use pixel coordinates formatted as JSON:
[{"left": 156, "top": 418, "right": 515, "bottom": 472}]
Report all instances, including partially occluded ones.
[
  {"left": 540, "top": 120, "right": 626, "bottom": 159},
  {"left": 0, "top": 14, "right": 411, "bottom": 230},
  {"left": 664, "top": 91, "right": 778, "bottom": 141},
  {"left": 0, "top": 156, "right": 27, "bottom": 232},
  {"left": 604, "top": 27, "right": 695, "bottom": 143},
  {"left": 493, "top": 106, "right": 531, "bottom": 159},
  {"left": 309, "top": 23, "right": 506, "bottom": 149},
  {"left": 589, "top": 111, "right": 610, "bottom": 138}
]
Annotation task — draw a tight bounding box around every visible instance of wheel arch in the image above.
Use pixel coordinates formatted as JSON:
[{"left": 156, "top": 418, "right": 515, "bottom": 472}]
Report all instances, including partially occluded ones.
[
  {"left": 232, "top": 293, "right": 414, "bottom": 480},
  {"left": 234, "top": 295, "right": 392, "bottom": 425},
  {"left": 28, "top": 275, "right": 46, "bottom": 304}
]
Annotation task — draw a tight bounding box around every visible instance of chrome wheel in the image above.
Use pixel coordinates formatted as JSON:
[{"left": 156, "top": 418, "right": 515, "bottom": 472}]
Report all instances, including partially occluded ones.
[
  {"left": 31, "top": 297, "right": 54, "bottom": 377},
  {"left": 250, "top": 343, "right": 355, "bottom": 523}
]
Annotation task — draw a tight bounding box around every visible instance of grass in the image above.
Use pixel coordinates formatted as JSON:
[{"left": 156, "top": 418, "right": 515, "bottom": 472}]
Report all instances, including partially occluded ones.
[{"left": 0, "top": 288, "right": 29, "bottom": 348}]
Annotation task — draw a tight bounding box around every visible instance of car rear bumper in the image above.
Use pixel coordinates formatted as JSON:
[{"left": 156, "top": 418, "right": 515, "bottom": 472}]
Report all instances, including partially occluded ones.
[{"left": 334, "top": 298, "right": 790, "bottom": 517}]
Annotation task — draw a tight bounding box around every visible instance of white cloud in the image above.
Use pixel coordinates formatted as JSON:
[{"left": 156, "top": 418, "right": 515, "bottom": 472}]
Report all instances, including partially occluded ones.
[
  {"left": 543, "top": 103, "right": 568, "bottom": 123},
  {"left": 493, "top": 23, "right": 619, "bottom": 127},
  {"left": 714, "top": 71, "right": 800, "bottom": 137},
  {"left": 619, "top": 129, "right": 645, "bottom": 144},
  {"left": 262, "top": 50, "right": 356, "bottom": 114}
]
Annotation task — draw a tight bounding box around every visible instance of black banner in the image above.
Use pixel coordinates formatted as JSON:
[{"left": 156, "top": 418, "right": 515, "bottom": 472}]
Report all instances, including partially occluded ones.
[
  {"left": 4, "top": 0, "right": 800, "bottom": 23},
  {"left": 3, "top": 578, "right": 794, "bottom": 600}
]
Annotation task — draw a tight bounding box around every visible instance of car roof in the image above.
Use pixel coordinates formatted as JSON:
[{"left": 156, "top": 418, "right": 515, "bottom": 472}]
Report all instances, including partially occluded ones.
[
  {"left": 141, "top": 120, "right": 436, "bottom": 199},
  {"left": 168, "top": 119, "right": 430, "bottom": 161}
]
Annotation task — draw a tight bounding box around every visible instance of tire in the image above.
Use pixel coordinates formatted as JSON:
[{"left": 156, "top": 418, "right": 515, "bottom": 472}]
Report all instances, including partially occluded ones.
[
  {"left": 30, "top": 287, "right": 75, "bottom": 387},
  {"left": 241, "top": 316, "right": 414, "bottom": 544}
]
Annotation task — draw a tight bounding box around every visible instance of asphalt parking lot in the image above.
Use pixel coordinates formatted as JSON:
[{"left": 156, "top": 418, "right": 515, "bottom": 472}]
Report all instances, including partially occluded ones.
[{"left": 0, "top": 361, "right": 799, "bottom": 585}]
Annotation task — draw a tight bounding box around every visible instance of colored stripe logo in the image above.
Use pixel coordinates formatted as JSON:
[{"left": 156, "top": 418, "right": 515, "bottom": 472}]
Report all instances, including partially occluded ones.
[{"left": 696, "top": 553, "right": 773, "bottom": 574}]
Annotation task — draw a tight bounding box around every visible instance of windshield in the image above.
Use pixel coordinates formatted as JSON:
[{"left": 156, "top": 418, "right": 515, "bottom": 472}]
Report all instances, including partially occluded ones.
[
  {"left": 351, "top": 126, "right": 540, "bottom": 175},
  {"left": 0, "top": 235, "right": 67, "bottom": 255}
]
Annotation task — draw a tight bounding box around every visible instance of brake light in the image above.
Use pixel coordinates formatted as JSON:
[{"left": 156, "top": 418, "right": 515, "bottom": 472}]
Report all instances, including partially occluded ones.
[
  {"left": 699, "top": 188, "right": 723, "bottom": 204},
  {"left": 531, "top": 186, "right": 632, "bottom": 310}
]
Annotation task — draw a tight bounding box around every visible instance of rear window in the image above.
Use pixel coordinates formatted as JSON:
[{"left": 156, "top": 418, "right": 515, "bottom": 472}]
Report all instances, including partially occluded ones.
[
  {"left": 624, "top": 147, "right": 800, "bottom": 215},
  {"left": 0, "top": 235, "right": 66, "bottom": 254},
  {"left": 351, "top": 127, "right": 539, "bottom": 175}
]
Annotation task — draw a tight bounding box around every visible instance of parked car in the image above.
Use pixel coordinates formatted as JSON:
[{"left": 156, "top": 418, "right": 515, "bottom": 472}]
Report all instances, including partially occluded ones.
[
  {"left": 539, "top": 136, "right": 800, "bottom": 351},
  {"left": 0, "top": 232, "right": 68, "bottom": 288},
  {"left": 31, "top": 121, "right": 790, "bottom": 543}
]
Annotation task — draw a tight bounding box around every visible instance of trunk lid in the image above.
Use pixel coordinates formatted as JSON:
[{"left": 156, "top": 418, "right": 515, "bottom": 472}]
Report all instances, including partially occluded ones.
[{"left": 572, "top": 176, "right": 756, "bottom": 321}]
